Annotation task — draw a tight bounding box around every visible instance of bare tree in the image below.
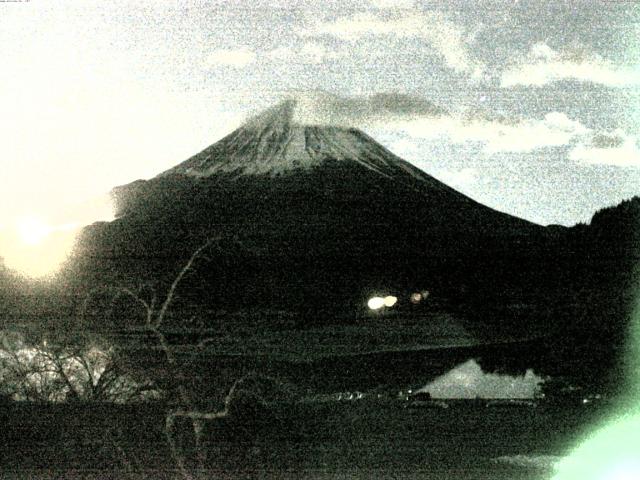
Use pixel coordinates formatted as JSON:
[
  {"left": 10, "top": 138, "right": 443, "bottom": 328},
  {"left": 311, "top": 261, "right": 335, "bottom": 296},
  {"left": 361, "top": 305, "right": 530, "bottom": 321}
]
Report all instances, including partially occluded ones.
[
  {"left": 79, "top": 237, "right": 298, "bottom": 479},
  {"left": 0, "top": 330, "right": 157, "bottom": 403},
  {"left": 81, "top": 239, "right": 226, "bottom": 478}
]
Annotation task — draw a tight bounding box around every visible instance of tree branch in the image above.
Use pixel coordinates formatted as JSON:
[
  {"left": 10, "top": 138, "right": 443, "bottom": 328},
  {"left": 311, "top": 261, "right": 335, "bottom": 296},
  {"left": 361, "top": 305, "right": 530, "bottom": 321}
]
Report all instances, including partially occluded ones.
[{"left": 154, "top": 238, "right": 217, "bottom": 329}]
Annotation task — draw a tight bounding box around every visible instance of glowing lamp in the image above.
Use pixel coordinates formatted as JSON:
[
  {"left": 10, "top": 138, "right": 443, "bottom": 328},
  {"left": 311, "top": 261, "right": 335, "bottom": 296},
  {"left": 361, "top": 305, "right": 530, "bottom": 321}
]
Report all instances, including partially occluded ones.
[
  {"left": 383, "top": 296, "right": 398, "bottom": 307},
  {"left": 367, "top": 297, "right": 385, "bottom": 310}
]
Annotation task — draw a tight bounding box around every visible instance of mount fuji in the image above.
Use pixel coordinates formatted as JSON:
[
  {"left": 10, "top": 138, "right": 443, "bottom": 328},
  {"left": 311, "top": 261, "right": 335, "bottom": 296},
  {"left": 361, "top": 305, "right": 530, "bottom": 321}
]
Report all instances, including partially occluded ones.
[{"left": 75, "top": 99, "right": 550, "bottom": 319}]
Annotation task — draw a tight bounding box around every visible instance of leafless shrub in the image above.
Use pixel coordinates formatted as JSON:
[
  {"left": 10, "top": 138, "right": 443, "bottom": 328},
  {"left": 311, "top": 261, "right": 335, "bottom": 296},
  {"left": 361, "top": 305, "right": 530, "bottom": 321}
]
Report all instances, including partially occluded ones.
[
  {"left": 0, "top": 330, "right": 159, "bottom": 403},
  {"left": 81, "top": 239, "right": 220, "bottom": 478}
]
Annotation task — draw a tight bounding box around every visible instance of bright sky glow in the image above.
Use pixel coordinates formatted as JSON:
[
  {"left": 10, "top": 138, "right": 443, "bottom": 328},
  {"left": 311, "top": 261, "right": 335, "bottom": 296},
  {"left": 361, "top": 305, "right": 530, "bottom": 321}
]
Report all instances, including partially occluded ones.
[
  {"left": 16, "top": 217, "right": 51, "bottom": 246},
  {"left": 0, "top": 195, "right": 114, "bottom": 278},
  {"left": 1, "top": 222, "right": 78, "bottom": 278}
]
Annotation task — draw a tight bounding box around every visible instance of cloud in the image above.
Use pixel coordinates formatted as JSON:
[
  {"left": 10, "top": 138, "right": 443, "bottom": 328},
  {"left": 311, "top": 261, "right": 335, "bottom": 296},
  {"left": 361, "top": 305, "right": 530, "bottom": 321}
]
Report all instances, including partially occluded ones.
[
  {"left": 285, "top": 90, "right": 447, "bottom": 126},
  {"left": 267, "top": 42, "right": 342, "bottom": 65},
  {"left": 390, "top": 107, "right": 640, "bottom": 164},
  {"left": 362, "top": 92, "right": 447, "bottom": 118},
  {"left": 369, "top": 0, "right": 415, "bottom": 9},
  {"left": 284, "top": 91, "right": 639, "bottom": 165},
  {"left": 569, "top": 130, "right": 640, "bottom": 167},
  {"left": 303, "top": 11, "right": 482, "bottom": 76},
  {"left": 420, "top": 359, "right": 544, "bottom": 399},
  {"left": 386, "top": 110, "right": 590, "bottom": 153},
  {"left": 436, "top": 167, "right": 478, "bottom": 188},
  {"left": 457, "top": 112, "right": 589, "bottom": 153},
  {"left": 501, "top": 42, "right": 640, "bottom": 87},
  {"left": 591, "top": 132, "right": 626, "bottom": 149},
  {"left": 205, "top": 48, "right": 256, "bottom": 68},
  {"left": 283, "top": 91, "right": 593, "bottom": 154}
]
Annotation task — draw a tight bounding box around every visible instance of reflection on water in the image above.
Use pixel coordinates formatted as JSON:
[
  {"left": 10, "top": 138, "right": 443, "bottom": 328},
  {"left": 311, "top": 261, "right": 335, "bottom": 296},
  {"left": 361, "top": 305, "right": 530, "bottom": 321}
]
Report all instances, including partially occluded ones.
[{"left": 420, "top": 359, "right": 545, "bottom": 399}]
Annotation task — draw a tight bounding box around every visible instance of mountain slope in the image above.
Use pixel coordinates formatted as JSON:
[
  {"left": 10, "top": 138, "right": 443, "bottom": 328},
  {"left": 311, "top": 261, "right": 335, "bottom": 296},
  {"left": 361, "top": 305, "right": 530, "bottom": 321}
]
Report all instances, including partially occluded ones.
[
  {"left": 75, "top": 99, "right": 550, "bottom": 329},
  {"left": 116, "top": 99, "right": 535, "bottom": 232},
  {"left": 159, "top": 99, "right": 444, "bottom": 180}
]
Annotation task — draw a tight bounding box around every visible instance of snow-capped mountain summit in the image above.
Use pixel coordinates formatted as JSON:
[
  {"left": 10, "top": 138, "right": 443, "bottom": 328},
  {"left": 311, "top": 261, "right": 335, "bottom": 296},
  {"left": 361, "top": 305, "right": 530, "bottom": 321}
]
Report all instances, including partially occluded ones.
[{"left": 159, "top": 99, "right": 442, "bottom": 185}]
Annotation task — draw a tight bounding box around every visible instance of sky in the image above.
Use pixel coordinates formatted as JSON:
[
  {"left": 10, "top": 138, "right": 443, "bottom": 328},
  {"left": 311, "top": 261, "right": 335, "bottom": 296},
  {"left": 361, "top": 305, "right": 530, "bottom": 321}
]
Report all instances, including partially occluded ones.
[{"left": 0, "top": 0, "right": 639, "bottom": 276}]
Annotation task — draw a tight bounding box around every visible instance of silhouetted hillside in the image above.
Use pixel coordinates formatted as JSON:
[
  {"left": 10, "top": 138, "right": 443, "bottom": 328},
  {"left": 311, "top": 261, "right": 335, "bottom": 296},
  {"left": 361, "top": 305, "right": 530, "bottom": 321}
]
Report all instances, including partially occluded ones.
[{"left": 548, "top": 196, "right": 639, "bottom": 388}]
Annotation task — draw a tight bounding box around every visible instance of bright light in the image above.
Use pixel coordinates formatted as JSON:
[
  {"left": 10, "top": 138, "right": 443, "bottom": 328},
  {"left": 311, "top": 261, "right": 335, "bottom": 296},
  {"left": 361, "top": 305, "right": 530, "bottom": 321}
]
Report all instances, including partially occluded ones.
[
  {"left": 0, "top": 217, "right": 80, "bottom": 278},
  {"left": 603, "top": 461, "right": 640, "bottom": 480},
  {"left": 604, "top": 461, "right": 640, "bottom": 480},
  {"left": 0, "top": 196, "right": 114, "bottom": 278},
  {"left": 552, "top": 416, "right": 640, "bottom": 480},
  {"left": 17, "top": 216, "right": 51, "bottom": 246},
  {"left": 383, "top": 295, "right": 398, "bottom": 307},
  {"left": 368, "top": 297, "right": 385, "bottom": 310},
  {"left": 368, "top": 295, "right": 398, "bottom": 310}
]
